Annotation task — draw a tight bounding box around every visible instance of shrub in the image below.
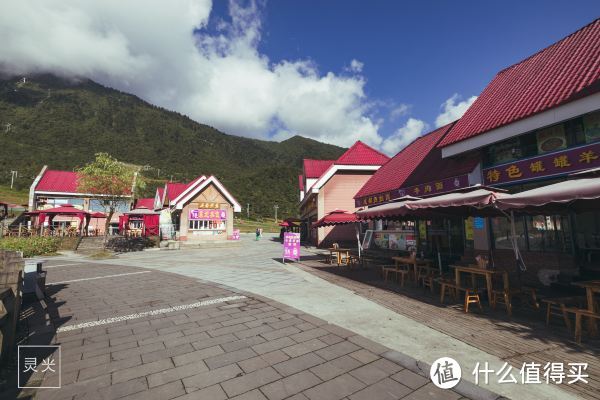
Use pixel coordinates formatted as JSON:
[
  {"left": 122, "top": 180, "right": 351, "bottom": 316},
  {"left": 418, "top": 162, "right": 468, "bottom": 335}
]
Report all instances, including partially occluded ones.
[{"left": 0, "top": 237, "right": 61, "bottom": 258}]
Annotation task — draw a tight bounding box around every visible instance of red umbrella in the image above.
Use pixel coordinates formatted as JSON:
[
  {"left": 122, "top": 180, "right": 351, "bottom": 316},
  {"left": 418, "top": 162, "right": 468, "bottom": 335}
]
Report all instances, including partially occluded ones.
[
  {"left": 312, "top": 209, "right": 359, "bottom": 228},
  {"left": 313, "top": 210, "right": 362, "bottom": 258}
]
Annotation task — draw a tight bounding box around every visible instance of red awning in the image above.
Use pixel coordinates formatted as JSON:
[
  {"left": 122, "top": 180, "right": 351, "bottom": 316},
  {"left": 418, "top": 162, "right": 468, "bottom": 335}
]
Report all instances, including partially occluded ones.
[
  {"left": 28, "top": 204, "right": 91, "bottom": 216},
  {"left": 357, "top": 196, "right": 421, "bottom": 220},
  {"left": 358, "top": 187, "right": 508, "bottom": 219},
  {"left": 90, "top": 212, "right": 107, "bottom": 218},
  {"left": 313, "top": 210, "right": 359, "bottom": 228},
  {"left": 496, "top": 177, "right": 600, "bottom": 214}
]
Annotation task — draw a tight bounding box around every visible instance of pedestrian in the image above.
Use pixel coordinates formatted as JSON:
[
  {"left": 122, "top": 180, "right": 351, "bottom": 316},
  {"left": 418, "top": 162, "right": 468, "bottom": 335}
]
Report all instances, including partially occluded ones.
[{"left": 255, "top": 228, "right": 260, "bottom": 241}]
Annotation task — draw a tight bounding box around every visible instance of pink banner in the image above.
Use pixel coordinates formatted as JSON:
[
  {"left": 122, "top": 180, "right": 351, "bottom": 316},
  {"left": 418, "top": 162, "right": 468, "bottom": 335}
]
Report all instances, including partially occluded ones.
[
  {"left": 283, "top": 232, "right": 300, "bottom": 262},
  {"left": 189, "top": 209, "right": 226, "bottom": 220}
]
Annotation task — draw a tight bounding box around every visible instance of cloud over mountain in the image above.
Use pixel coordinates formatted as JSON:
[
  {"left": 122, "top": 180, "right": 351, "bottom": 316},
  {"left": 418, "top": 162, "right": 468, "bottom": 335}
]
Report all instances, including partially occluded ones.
[{"left": 0, "top": 0, "right": 382, "bottom": 148}]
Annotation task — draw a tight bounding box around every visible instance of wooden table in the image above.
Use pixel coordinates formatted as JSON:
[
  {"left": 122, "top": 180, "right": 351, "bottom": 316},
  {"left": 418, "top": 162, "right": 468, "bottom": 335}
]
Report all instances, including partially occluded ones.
[
  {"left": 328, "top": 248, "right": 351, "bottom": 266},
  {"left": 572, "top": 280, "right": 600, "bottom": 336},
  {"left": 450, "top": 265, "right": 508, "bottom": 307},
  {"left": 392, "top": 257, "right": 433, "bottom": 282}
]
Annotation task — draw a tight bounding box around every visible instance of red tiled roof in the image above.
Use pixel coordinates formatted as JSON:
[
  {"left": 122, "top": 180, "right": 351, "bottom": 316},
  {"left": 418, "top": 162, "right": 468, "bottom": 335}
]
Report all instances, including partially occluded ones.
[
  {"left": 303, "top": 159, "right": 334, "bottom": 178},
  {"left": 439, "top": 18, "right": 600, "bottom": 147},
  {"left": 335, "top": 141, "right": 390, "bottom": 165},
  {"left": 135, "top": 198, "right": 155, "bottom": 209},
  {"left": 298, "top": 175, "right": 304, "bottom": 191},
  {"left": 165, "top": 182, "right": 189, "bottom": 202},
  {"left": 36, "top": 170, "right": 79, "bottom": 193},
  {"left": 354, "top": 123, "right": 454, "bottom": 199}
]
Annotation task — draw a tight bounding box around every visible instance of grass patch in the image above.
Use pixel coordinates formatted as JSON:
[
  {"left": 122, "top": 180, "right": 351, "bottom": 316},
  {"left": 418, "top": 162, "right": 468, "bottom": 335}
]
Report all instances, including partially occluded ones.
[
  {"left": 0, "top": 185, "right": 29, "bottom": 206},
  {"left": 234, "top": 218, "right": 280, "bottom": 233},
  {"left": 0, "top": 236, "right": 60, "bottom": 258}
]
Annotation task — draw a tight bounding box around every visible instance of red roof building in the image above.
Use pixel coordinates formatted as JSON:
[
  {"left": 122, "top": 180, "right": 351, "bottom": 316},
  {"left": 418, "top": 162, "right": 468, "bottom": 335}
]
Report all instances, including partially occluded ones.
[
  {"left": 35, "top": 170, "right": 79, "bottom": 193},
  {"left": 299, "top": 140, "right": 389, "bottom": 246},
  {"left": 303, "top": 159, "right": 334, "bottom": 178},
  {"left": 354, "top": 123, "right": 480, "bottom": 207},
  {"left": 135, "top": 198, "right": 155, "bottom": 210},
  {"left": 29, "top": 166, "right": 134, "bottom": 233},
  {"left": 335, "top": 141, "right": 391, "bottom": 165},
  {"left": 440, "top": 18, "right": 600, "bottom": 153}
]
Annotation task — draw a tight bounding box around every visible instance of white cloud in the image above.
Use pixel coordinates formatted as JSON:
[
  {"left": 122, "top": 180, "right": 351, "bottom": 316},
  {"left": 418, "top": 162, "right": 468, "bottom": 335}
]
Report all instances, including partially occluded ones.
[
  {"left": 389, "top": 103, "right": 411, "bottom": 120},
  {"left": 381, "top": 118, "right": 428, "bottom": 156},
  {"left": 0, "top": 0, "right": 383, "bottom": 148},
  {"left": 435, "top": 93, "right": 477, "bottom": 127},
  {"left": 348, "top": 59, "right": 364, "bottom": 73}
]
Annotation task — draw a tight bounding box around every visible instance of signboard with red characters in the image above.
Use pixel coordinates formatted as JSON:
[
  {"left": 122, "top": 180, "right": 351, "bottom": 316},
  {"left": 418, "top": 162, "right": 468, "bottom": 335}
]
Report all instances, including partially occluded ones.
[
  {"left": 482, "top": 142, "right": 600, "bottom": 186},
  {"left": 355, "top": 174, "right": 470, "bottom": 207},
  {"left": 189, "top": 209, "right": 227, "bottom": 220}
]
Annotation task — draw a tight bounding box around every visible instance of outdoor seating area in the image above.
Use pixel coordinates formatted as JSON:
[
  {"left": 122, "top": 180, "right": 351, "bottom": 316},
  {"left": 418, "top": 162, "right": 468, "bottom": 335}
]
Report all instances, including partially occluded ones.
[
  {"left": 313, "top": 242, "right": 600, "bottom": 345},
  {"left": 299, "top": 249, "right": 600, "bottom": 398}
]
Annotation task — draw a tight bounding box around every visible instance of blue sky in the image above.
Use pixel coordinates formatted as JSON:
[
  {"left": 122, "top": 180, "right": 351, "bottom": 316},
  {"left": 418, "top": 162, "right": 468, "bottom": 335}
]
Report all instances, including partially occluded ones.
[
  {"left": 212, "top": 0, "right": 598, "bottom": 142},
  {"left": 2, "top": 0, "right": 598, "bottom": 154}
]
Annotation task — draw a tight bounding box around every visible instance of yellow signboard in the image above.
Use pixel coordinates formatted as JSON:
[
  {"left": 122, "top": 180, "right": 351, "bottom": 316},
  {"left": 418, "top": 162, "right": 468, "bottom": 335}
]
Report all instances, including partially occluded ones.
[
  {"left": 197, "top": 202, "right": 219, "bottom": 209},
  {"left": 418, "top": 221, "right": 426, "bottom": 240},
  {"left": 465, "top": 217, "right": 474, "bottom": 241}
]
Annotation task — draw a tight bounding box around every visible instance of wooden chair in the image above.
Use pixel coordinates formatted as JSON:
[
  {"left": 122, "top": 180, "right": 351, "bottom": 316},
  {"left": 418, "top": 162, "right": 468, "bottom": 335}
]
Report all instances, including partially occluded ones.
[
  {"left": 438, "top": 277, "right": 460, "bottom": 303},
  {"left": 541, "top": 296, "right": 586, "bottom": 331},
  {"left": 465, "top": 289, "right": 483, "bottom": 313},
  {"left": 562, "top": 307, "right": 600, "bottom": 344},
  {"left": 382, "top": 264, "right": 410, "bottom": 287},
  {"left": 418, "top": 267, "right": 439, "bottom": 294},
  {"left": 492, "top": 286, "right": 539, "bottom": 317}
]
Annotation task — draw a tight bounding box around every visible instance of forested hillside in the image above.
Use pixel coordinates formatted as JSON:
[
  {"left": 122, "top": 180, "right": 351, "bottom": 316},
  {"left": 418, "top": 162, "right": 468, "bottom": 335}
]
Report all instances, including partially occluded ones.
[{"left": 0, "top": 75, "right": 345, "bottom": 217}]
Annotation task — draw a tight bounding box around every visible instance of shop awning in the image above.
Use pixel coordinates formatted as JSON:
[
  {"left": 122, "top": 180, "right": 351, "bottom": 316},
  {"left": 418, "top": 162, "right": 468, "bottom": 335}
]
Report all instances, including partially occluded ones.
[
  {"left": 123, "top": 206, "right": 160, "bottom": 215},
  {"left": 356, "top": 196, "right": 421, "bottom": 220},
  {"left": 405, "top": 187, "right": 508, "bottom": 214},
  {"left": 496, "top": 176, "right": 600, "bottom": 214},
  {"left": 313, "top": 210, "right": 359, "bottom": 228}
]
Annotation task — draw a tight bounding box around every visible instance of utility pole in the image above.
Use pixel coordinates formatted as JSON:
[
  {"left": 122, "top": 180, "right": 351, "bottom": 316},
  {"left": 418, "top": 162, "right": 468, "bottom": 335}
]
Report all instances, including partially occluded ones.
[
  {"left": 246, "top": 204, "right": 250, "bottom": 219},
  {"left": 10, "top": 170, "right": 17, "bottom": 189},
  {"left": 274, "top": 204, "right": 279, "bottom": 222}
]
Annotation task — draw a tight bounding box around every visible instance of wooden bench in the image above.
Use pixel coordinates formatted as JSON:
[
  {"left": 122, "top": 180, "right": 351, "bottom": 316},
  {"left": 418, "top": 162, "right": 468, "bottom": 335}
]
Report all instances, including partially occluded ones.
[{"left": 563, "top": 307, "right": 600, "bottom": 343}]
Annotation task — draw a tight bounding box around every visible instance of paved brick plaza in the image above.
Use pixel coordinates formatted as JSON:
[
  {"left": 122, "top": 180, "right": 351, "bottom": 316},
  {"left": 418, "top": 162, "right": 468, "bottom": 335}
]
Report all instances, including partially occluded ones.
[{"left": 12, "top": 259, "right": 471, "bottom": 400}]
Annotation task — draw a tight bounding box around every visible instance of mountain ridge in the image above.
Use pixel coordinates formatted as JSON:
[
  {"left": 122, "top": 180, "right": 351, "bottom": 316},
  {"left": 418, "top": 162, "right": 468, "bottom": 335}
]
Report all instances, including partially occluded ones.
[{"left": 0, "top": 74, "right": 346, "bottom": 217}]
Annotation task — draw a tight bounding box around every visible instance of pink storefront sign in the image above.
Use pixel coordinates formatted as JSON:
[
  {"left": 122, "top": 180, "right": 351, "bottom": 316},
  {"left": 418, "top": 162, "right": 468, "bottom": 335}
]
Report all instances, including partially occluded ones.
[
  {"left": 283, "top": 232, "right": 300, "bottom": 263},
  {"left": 189, "top": 209, "right": 226, "bottom": 220}
]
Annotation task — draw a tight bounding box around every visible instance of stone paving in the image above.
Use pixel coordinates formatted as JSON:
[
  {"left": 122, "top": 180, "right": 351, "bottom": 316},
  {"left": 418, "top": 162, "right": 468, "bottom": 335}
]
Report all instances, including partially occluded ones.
[{"left": 12, "top": 260, "right": 472, "bottom": 400}]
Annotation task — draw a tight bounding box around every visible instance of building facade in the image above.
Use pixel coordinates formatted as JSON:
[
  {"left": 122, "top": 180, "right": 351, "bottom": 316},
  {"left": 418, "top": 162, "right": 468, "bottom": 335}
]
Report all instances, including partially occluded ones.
[
  {"left": 29, "top": 166, "right": 132, "bottom": 234},
  {"left": 299, "top": 141, "right": 390, "bottom": 246}
]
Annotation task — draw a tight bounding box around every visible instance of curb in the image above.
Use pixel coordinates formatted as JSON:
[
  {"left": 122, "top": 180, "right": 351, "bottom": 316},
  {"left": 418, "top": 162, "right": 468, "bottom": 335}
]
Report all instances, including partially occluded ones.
[{"left": 382, "top": 350, "right": 509, "bottom": 400}]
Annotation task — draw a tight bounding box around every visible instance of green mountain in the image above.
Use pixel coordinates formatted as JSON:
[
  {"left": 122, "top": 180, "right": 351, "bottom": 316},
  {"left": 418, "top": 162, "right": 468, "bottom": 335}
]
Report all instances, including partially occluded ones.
[{"left": 0, "top": 74, "right": 345, "bottom": 217}]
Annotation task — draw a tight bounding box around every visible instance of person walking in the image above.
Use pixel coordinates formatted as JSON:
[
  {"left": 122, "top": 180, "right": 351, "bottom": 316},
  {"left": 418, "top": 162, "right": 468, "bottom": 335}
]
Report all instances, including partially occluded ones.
[{"left": 255, "top": 228, "right": 260, "bottom": 241}]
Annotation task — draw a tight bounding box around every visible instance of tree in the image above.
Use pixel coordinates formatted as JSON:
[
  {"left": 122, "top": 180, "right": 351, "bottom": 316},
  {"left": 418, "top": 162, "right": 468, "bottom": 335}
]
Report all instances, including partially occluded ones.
[{"left": 78, "top": 153, "right": 145, "bottom": 242}]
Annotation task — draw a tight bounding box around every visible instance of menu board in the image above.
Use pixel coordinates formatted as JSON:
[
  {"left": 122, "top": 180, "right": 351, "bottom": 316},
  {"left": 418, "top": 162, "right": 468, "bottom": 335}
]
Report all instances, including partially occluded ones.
[
  {"left": 537, "top": 125, "right": 566, "bottom": 153},
  {"left": 369, "top": 230, "right": 415, "bottom": 251}
]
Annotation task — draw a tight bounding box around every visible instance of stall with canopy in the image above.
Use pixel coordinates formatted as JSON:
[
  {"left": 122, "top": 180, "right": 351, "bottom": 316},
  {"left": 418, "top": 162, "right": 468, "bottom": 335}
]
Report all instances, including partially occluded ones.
[
  {"left": 312, "top": 209, "right": 362, "bottom": 258},
  {"left": 120, "top": 207, "right": 160, "bottom": 237},
  {"left": 27, "top": 204, "right": 91, "bottom": 235}
]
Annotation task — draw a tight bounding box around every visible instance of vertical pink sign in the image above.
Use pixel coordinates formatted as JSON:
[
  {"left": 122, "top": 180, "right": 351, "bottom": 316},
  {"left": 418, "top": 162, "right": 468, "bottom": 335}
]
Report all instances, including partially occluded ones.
[{"left": 283, "top": 232, "right": 300, "bottom": 262}]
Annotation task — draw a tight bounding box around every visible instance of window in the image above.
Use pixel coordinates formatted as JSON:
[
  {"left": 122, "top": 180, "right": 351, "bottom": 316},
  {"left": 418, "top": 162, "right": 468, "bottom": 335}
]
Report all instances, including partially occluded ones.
[
  {"left": 90, "top": 199, "right": 131, "bottom": 213},
  {"left": 188, "top": 220, "right": 226, "bottom": 230},
  {"left": 491, "top": 216, "right": 526, "bottom": 250},
  {"left": 491, "top": 214, "right": 572, "bottom": 253}
]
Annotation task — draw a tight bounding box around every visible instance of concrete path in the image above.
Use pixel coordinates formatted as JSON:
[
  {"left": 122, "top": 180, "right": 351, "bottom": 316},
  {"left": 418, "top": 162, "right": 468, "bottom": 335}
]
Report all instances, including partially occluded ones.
[
  {"left": 13, "top": 259, "right": 472, "bottom": 400},
  {"left": 43, "top": 234, "right": 579, "bottom": 400}
]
